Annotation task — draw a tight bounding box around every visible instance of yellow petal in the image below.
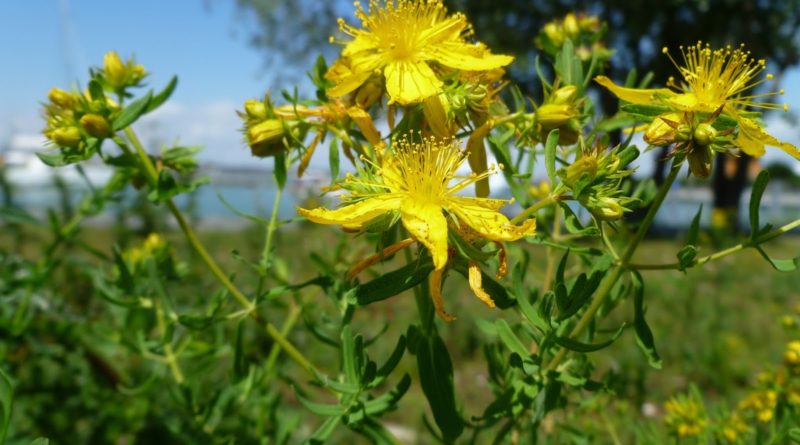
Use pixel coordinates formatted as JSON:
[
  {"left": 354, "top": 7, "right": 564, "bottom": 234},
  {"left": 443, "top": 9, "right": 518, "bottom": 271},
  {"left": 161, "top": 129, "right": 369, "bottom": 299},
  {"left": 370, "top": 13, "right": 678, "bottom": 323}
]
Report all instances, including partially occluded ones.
[
  {"left": 735, "top": 117, "right": 800, "bottom": 159},
  {"left": 298, "top": 194, "right": 402, "bottom": 228},
  {"left": 594, "top": 75, "right": 674, "bottom": 105},
  {"left": 468, "top": 261, "right": 496, "bottom": 308},
  {"left": 327, "top": 69, "right": 374, "bottom": 98},
  {"left": 429, "top": 269, "right": 456, "bottom": 321},
  {"left": 400, "top": 198, "right": 449, "bottom": 270},
  {"left": 426, "top": 41, "right": 514, "bottom": 71},
  {"left": 346, "top": 106, "right": 383, "bottom": 147},
  {"left": 448, "top": 197, "right": 536, "bottom": 242},
  {"left": 384, "top": 61, "right": 442, "bottom": 105}
]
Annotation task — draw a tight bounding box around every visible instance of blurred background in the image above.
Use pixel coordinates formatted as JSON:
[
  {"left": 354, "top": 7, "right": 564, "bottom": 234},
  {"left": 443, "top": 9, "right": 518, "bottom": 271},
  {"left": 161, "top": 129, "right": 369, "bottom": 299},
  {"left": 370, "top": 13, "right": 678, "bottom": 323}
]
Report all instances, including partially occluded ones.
[{"left": 2, "top": 0, "right": 800, "bottom": 230}]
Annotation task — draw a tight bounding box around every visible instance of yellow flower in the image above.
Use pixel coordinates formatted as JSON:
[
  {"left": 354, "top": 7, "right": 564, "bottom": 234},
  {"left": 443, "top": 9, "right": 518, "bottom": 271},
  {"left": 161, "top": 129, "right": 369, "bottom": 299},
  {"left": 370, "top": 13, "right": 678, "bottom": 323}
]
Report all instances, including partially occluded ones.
[
  {"left": 738, "top": 390, "right": 777, "bottom": 423},
  {"left": 297, "top": 137, "right": 536, "bottom": 319},
  {"left": 327, "top": 0, "right": 513, "bottom": 105},
  {"left": 664, "top": 395, "right": 707, "bottom": 438},
  {"left": 596, "top": 42, "right": 799, "bottom": 160},
  {"left": 719, "top": 412, "right": 750, "bottom": 443}
]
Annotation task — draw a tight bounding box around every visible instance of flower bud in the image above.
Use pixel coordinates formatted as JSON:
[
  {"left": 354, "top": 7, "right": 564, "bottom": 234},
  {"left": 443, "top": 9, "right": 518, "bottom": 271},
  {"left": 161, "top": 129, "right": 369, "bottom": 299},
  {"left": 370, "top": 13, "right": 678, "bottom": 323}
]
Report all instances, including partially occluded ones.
[
  {"left": 247, "top": 119, "right": 286, "bottom": 157},
  {"left": 784, "top": 341, "right": 800, "bottom": 368},
  {"left": 536, "top": 104, "right": 576, "bottom": 129},
  {"left": 543, "top": 23, "right": 564, "bottom": 46},
  {"left": 80, "top": 114, "right": 112, "bottom": 139},
  {"left": 550, "top": 85, "right": 578, "bottom": 105},
  {"left": 103, "top": 51, "right": 127, "bottom": 88},
  {"left": 644, "top": 113, "right": 681, "bottom": 145},
  {"left": 244, "top": 100, "right": 267, "bottom": 120},
  {"left": 675, "top": 124, "right": 693, "bottom": 143},
  {"left": 693, "top": 123, "right": 717, "bottom": 147},
  {"left": 563, "top": 155, "right": 598, "bottom": 187},
  {"left": 563, "top": 13, "right": 580, "bottom": 38},
  {"left": 50, "top": 126, "right": 82, "bottom": 147},
  {"left": 48, "top": 88, "right": 75, "bottom": 109},
  {"left": 593, "top": 197, "right": 624, "bottom": 220}
]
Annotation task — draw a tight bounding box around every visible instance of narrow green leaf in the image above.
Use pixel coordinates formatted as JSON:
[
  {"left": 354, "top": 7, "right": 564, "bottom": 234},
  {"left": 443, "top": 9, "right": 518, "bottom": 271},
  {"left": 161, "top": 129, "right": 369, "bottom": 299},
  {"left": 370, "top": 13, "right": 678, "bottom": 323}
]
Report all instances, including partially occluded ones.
[
  {"left": 274, "top": 150, "right": 288, "bottom": 190},
  {"left": 559, "top": 202, "right": 600, "bottom": 236},
  {"left": 354, "top": 258, "right": 434, "bottom": 305},
  {"left": 341, "top": 326, "right": 359, "bottom": 384},
  {"left": 0, "top": 206, "right": 41, "bottom": 226},
  {"left": 362, "top": 374, "right": 411, "bottom": 416},
  {"left": 112, "top": 91, "right": 152, "bottom": 131},
  {"left": 376, "top": 335, "right": 406, "bottom": 379},
  {"left": 554, "top": 325, "right": 623, "bottom": 353},
  {"left": 308, "top": 415, "right": 342, "bottom": 444},
  {"left": 631, "top": 271, "right": 662, "bottom": 368},
  {"left": 0, "top": 366, "right": 12, "bottom": 443},
  {"left": 329, "top": 137, "right": 340, "bottom": 182},
  {"left": 36, "top": 151, "right": 67, "bottom": 167},
  {"left": 415, "top": 333, "right": 464, "bottom": 442},
  {"left": 749, "top": 170, "right": 770, "bottom": 240},
  {"left": 619, "top": 103, "right": 673, "bottom": 117},
  {"left": 294, "top": 390, "right": 348, "bottom": 417},
  {"left": 144, "top": 76, "right": 178, "bottom": 113},
  {"left": 494, "top": 319, "right": 529, "bottom": 357},
  {"left": 88, "top": 79, "right": 104, "bottom": 101},
  {"left": 233, "top": 320, "right": 247, "bottom": 380},
  {"left": 544, "top": 129, "right": 560, "bottom": 184},
  {"left": 756, "top": 246, "right": 800, "bottom": 272}
]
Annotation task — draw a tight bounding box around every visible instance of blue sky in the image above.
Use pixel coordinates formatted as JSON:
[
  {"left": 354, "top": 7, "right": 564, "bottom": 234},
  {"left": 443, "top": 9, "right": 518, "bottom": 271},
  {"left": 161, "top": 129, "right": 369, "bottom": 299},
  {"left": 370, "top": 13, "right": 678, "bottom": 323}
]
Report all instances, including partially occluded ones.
[{"left": 1, "top": 1, "right": 799, "bottom": 170}]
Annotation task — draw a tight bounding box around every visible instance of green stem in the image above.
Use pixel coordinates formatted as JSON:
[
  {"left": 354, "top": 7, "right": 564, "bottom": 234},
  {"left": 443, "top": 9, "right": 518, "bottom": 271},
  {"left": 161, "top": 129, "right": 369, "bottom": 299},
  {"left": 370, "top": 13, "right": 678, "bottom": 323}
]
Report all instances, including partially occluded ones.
[
  {"left": 628, "top": 217, "right": 800, "bottom": 271},
  {"left": 118, "top": 126, "right": 318, "bottom": 378},
  {"left": 261, "top": 185, "right": 283, "bottom": 273},
  {"left": 546, "top": 160, "right": 681, "bottom": 370},
  {"left": 511, "top": 195, "right": 557, "bottom": 224},
  {"left": 155, "top": 299, "right": 185, "bottom": 384}
]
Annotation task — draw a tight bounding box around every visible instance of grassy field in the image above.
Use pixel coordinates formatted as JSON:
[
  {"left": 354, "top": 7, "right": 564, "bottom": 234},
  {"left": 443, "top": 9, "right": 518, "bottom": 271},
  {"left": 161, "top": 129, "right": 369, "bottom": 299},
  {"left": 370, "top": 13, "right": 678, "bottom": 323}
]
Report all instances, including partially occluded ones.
[{"left": 2, "top": 216, "right": 799, "bottom": 443}]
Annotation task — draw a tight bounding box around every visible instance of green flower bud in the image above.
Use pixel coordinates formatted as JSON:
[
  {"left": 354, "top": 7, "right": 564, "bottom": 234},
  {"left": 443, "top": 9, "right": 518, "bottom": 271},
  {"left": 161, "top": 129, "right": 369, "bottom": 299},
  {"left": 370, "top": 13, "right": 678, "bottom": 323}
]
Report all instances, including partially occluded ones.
[
  {"left": 80, "top": 114, "right": 112, "bottom": 139},
  {"left": 563, "top": 13, "right": 580, "bottom": 38},
  {"left": 536, "top": 104, "right": 576, "bottom": 129},
  {"left": 103, "top": 51, "right": 127, "bottom": 88},
  {"left": 564, "top": 155, "right": 599, "bottom": 187},
  {"left": 244, "top": 100, "right": 267, "bottom": 120},
  {"left": 593, "top": 197, "right": 624, "bottom": 220},
  {"left": 48, "top": 88, "right": 75, "bottom": 109},
  {"left": 550, "top": 85, "right": 578, "bottom": 105},
  {"left": 693, "top": 123, "right": 717, "bottom": 147},
  {"left": 50, "top": 126, "right": 82, "bottom": 147},
  {"left": 675, "top": 124, "right": 693, "bottom": 143},
  {"left": 543, "top": 23, "right": 564, "bottom": 46},
  {"left": 247, "top": 119, "right": 287, "bottom": 157}
]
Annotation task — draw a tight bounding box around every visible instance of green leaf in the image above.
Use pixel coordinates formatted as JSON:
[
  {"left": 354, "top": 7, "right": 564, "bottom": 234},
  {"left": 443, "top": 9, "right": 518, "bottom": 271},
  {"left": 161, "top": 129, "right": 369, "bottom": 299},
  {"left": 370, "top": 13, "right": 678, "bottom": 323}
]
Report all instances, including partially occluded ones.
[
  {"left": 88, "top": 79, "right": 105, "bottom": 101},
  {"left": 559, "top": 202, "right": 600, "bottom": 236},
  {"left": 329, "top": 137, "right": 340, "bottom": 182},
  {"left": 112, "top": 91, "right": 153, "bottom": 131},
  {"left": 0, "top": 206, "right": 41, "bottom": 226},
  {"left": 554, "top": 325, "right": 624, "bottom": 353},
  {"left": 449, "top": 231, "right": 496, "bottom": 262},
  {"left": 755, "top": 246, "right": 800, "bottom": 272},
  {"left": 620, "top": 103, "right": 673, "bottom": 117},
  {"left": 308, "top": 415, "right": 342, "bottom": 444},
  {"left": 631, "top": 271, "right": 662, "bottom": 368},
  {"left": 36, "top": 151, "right": 67, "bottom": 167},
  {"left": 274, "top": 149, "right": 288, "bottom": 190},
  {"left": 494, "top": 319, "right": 531, "bottom": 360},
  {"left": 557, "top": 268, "right": 605, "bottom": 321},
  {"left": 0, "top": 366, "right": 12, "bottom": 444},
  {"left": 354, "top": 258, "right": 434, "bottom": 305},
  {"left": 544, "top": 129, "right": 560, "bottom": 185},
  {"left": 362, "top": 374, "right": 411, "bottom": 416},
  {"left": 295, "top": 389, "right": 348, "bottom": 417},
  {"left": 144, "top": 76, "right": 178, "bottom": 113},
  {"left": 749, "top": 170, "right": 770, "bottom": 240},
  {"left": 341, "top": 325, "right": 360, "bottom": 384},
  {"left": 376, "top": 335, "right": 406, "bottom": 380},
  {"left": 233, "top": 320, "right": 247, "bottom": 380},
  {"left": 415, "top": 333, "right": 464, "bottom": 442}
]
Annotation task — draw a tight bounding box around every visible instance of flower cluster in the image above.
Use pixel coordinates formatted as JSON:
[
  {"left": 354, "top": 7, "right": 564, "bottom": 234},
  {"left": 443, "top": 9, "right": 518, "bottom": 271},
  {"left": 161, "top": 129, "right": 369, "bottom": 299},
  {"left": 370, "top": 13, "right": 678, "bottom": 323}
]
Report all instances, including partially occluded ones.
[{"left": 597, "top": 42, "right": 799, "bottom": 177}]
